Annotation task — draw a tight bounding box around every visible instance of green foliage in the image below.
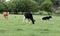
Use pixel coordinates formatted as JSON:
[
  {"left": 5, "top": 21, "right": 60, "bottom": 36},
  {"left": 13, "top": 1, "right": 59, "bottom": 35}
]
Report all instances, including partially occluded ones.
[
  {"left": 0, "top": 15, "right": 60, "bottom": 36},
  {"left": 51, "top": 0, "right": 60, "bottom": 6},
  {"left": 7, "top": 0, "right": 39, "bottom": 12},
  {"left": 0, "top": 3, "right": 6, "bottom": 12},
  {"left": 56, "top": 7, "right": 60, "bottom": 14},
  {"left": 34, "top": 0, "right": 44, "bottom": 5},
  {"left": 40, "top": 0, "right": 53, "bottom": 12}
]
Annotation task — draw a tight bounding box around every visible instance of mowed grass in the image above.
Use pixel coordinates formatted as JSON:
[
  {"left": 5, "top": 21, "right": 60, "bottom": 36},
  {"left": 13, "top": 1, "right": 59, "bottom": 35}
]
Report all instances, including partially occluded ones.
[{"left": 0, "top": 14, "right": 60, "bottom": 36}]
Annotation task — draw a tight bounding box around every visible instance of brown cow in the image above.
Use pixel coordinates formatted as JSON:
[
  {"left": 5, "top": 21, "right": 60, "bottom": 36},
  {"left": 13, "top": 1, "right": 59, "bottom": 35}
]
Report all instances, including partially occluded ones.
[{"left": 3, "top": 12, "right": 9, "bottom": 19}]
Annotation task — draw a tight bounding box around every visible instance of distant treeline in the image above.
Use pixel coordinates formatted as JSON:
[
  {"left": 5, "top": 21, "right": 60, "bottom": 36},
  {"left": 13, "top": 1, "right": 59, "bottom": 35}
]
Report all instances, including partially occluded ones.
[{"left": 0, "top": 0, "right": 60, "bottom": 15}]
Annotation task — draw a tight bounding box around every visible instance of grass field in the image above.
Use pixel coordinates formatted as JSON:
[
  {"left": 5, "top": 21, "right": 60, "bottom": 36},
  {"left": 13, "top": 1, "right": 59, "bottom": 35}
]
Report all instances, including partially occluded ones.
[{"left": 0, "top": 14, "right": 60, "bottom": 36}]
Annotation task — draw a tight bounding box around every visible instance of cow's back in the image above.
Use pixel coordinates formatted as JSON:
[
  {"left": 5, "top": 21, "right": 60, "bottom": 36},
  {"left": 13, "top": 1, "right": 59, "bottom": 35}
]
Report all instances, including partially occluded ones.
[{"left": 24, "top": 12, "right": 32, "bottom": 18}]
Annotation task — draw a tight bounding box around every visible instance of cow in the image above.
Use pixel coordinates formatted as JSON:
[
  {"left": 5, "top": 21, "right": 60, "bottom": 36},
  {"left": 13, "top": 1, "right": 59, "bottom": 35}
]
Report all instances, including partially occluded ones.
[
  {"left": 23, "top": 12, "right": 35, "bottom": 24},
  {"left": 3, "top": 12, "right": 9, "bottom": 19},
  {"left": 42, "top": 16, "right": 52, "bottom": 20}
]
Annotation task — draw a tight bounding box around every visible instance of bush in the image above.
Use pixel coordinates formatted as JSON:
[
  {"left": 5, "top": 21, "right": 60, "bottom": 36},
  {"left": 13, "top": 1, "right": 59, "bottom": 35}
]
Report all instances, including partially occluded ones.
[{"left": 40, "top": 0, "right": 53, "bottom": 14}]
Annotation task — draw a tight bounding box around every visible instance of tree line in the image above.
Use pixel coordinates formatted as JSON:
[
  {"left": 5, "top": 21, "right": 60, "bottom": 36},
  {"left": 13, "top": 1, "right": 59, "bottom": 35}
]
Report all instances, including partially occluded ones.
[{"left": 0, "top": 0, "right": 60, "bottom": 14}]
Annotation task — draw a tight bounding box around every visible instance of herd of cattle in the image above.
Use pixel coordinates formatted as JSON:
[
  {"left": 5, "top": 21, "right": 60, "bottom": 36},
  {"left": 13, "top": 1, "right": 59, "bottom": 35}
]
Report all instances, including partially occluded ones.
[
  {"left": 24, "top": 12, "right": 52, "bottom": 24},
  {"left": 3, "top": 12, "right": 52, "bottom": 24}
]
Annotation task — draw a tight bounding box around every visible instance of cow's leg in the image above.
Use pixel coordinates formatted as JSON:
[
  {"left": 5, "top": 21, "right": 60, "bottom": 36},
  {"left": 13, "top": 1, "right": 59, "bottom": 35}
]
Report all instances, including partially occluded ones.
[
  {"left": 4, "top": 15, "right": 6, "bottom": 19},
  {"left": 4, "top": 15, "right": 7, "bottom": 19},
  {"left": 25, "top": 19, "right": 27, "bottom": 23},
  {"left": 23, "top": 16, "right": 28, "bottom": 23},
  {"left": 23, "top": 16, "right": 26, "bottom": 23},
  {"left": 6, "top": 16, "right": 8, "bottom": 19},
  {"left": 28, "top": 18, "right": 30, "bottom": 22},
  {"left": 28, "top": 19, "right": 31, "bottom": 24}
]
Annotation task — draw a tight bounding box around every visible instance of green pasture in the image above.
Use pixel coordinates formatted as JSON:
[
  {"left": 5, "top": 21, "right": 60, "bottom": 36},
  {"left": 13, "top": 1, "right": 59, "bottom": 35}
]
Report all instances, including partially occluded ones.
[{"left": 0, "top": 14, "right": 60, "bottom": 36}]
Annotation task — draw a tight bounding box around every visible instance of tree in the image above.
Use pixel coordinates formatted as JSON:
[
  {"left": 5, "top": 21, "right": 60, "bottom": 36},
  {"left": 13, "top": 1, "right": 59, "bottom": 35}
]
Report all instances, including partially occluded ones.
[
  {"left": 0, "top": 1, "right": 8, "bottom": 12},
  {"left": 7, "top": 0, "right": 39, "bottom": 14},
  {"left": 0, "top": 0, "right": 6, "bottom": 2},
  {"left": 40, "top": 0, "right": 53, "bottom": 15},
  {"left": 51, "top": 0, "right": 60, "bottom": 6},
  {"left": 34, "top": 0, "right": 44, "bottom": 5}
]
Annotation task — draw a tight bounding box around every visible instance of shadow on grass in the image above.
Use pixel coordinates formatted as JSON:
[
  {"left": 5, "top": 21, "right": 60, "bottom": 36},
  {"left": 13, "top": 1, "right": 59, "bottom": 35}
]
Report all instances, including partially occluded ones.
[
  {"left": 16, "top": 29, "right": 24, "bottom": 31},
  {"left": 0, "top": 29, "right": 7, "bottom": 33},
  {"left": 34, "top": 28, "right": 49, "bottom": 33}
]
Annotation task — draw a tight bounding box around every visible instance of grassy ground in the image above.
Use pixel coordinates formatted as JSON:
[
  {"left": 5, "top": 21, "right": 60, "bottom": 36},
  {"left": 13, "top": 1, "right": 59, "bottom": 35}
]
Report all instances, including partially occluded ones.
[{"left": 0, "top": 14, "right": 60, "bottom": 36}]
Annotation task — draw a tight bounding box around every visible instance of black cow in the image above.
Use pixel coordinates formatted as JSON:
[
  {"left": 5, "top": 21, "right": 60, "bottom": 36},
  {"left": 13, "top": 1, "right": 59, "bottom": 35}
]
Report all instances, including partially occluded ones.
[
  {"left": 42, "top": 16, "right": 52, "bottom": 20},
  {"left": 24, "top": 12, "right": 35, "bottom": 24}
]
